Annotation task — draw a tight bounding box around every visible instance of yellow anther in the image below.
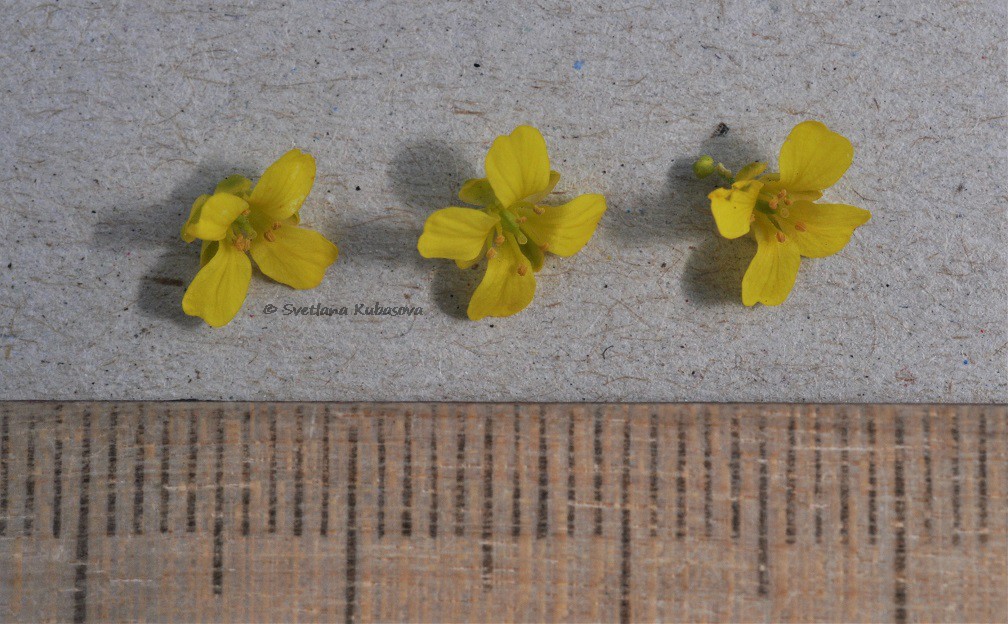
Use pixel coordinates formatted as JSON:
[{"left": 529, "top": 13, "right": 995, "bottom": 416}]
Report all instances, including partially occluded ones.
[
  {"left": 533, "top": 205, "right": 546, "bottom": 215},
  {"left": 540, "top": 242, "right": 550, "bottom": 252},
  {"left": 241, "top": 209, "right": 251, "bottom": 216},
  {"left": 516, "top": 264, "right": 528, "bottom": 276},
  {"left": 494, "top": 234, "right": 505, "bottom": 245},
  {"left": 516, "top": 216, "right": 527, "bottom": 223},
  {"left": 233, "top": 235, "right": 251, "bottom": 251},
  {"left": 272, "top": 221, "right": 282, "bottom": 230},
  {"left": 486, "top": 248, "right": 497, "bottom": 260},
  {"left": 794, "top": 221, "right": 807, "bottom": 232},
  {"left": 749, "top": 214, "right": 756, "bottom": 223},
  {"left": 264, "top": 230, "right": 277, "bottom": 242},
  {"left": 768, "top": 197, "right": 779, "bottom": 210},
  {"left": 776, "top": 231, "right": 787, "bottom": 243}
]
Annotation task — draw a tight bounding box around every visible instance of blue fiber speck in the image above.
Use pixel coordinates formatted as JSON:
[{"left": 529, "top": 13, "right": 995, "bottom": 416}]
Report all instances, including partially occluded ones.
[{"left": 573, "top": 60, "right": 584, "bottom": 70}]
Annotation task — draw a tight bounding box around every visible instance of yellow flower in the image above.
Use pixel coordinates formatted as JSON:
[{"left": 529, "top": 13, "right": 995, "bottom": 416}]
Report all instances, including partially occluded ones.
[
  {"left": 417, "top": 125, "right": 607, "bottom": 320},
  {"left": 180, "top": 149, "right": 339, "bottom": 327},
  {"left": 703, "top": 120, "right": 871, "bottom": 306}
]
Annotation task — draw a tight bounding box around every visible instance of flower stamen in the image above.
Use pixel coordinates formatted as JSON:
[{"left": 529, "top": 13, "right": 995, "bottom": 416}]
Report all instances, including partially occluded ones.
[
  {"left": 794, "top": 221, "right": 807, "bottom": 232},
  {"left": 516, "top": 264, "right": 528, "bottom": 276},
  {"left": 486, "top": 248, "right": 498, "bottom": 260},
  {"left": 776, "top": 231, "right": 787, "bottom": 243},
  {"left": 264, "top": 230, "right": 277, "bottom": 242}
]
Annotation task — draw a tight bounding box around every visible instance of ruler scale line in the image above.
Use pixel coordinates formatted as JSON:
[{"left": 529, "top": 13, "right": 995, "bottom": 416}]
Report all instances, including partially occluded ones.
[
  {"left": 757, "top": 415, "right": 770, "bottom": 597},
  {"left": 675, "top": 413, "right": 687, "bottom": 540},
  {"left": 293, "top": 407, "right": 305, "bottom": 538},
  {"left": 105, "top": 408, "right": 117, "bottom": 537},
  {"left": 950, "top": 412, "right": 961, "bottom": 545},
  {"left": 511, "top": 409, "right": 521, "bottom": 538},
  {"left": 703, "top": 410, "right": 713, "bottom": 537},
  {"left": 593, "top": 409, "right": 603, "bottom": 537},
  {"left": 241, "top": 409, "right": 251, "bottom": 537},
  {"left": 402, "top": 411, "right": 413, "bottom": 537},
  {"left": 72, "top": 408, "right": 92, "bottom": 624},
  {"left": 481, "top": 412, "right": 494, "bottom": 588},
  {"left": 837, "top": 412, "right": 850, "bottom": 545},
  {"left": 813, "top": 413, "right": 823, "bottom": 543},
  {"left": 648, "top": 412, "right": 658, "bottom": 538},
  {"left": 535, "top": 407, "right": 548, "bottom": 540},
  {"left": 977, "top": 411, "right": 988, "bottom": 544},
  {"left": 212, "top": 409, "right": 225, "bottom": 596},
  {"left": 23, "top": 414, "right": 36, "bottom": 536},
  {"left": 157, "top": 409, "right": 170, "bottom": 535},
  {"left": 344, "top": 424, "right": 359, "bottom": 624},
  {"left": 893, "top": 414, "right": 908, "bottom": 624},
  {"left": 376, "top": 412, "right": 386, "bottom": 538},
  {"left": 566, "top": 411, "right": 575, "bottom": 537},
  {"left": 428, "top": 412, "right": 438, "bottom": 539},
  {"left": 185, "top": 410, "right": 198, "bottom": 534},
  {"left": 0, "top": 406, "right": 8, "bottom": 536},
  {"left": 320, "top": 407, "right": 331, "bottom": 537},
  {"left": 52, "top": 408, "right": 64, "bottom": 538},
  {"left": 785, "top": 413, "right": 797, "bottom": 544},
  {"left": 867, "top": 415, "right": 878, "bottom": 544},
  {"left": 131, "top": 409, "right": 145, "bottom": 535},
  {"left": 267, "top": 407, "right": 278, "bottom": 534},
  {"left": 619, "top": 416, "right": 632, "bottom": 624},
  {"left": 453, "top": 411, "right": 466, "bottom": 537},
  {"left": 730, "top": 414, "right": 741, "bottom": 539},
  {"left": 921, "top": 411, "right": 934, "bottom": 540}
]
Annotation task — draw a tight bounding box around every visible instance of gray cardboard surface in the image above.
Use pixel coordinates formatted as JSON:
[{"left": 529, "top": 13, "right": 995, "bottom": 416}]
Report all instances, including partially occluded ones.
[{"left": 0, "top": 1, "right": 1005, "bottom": 402}]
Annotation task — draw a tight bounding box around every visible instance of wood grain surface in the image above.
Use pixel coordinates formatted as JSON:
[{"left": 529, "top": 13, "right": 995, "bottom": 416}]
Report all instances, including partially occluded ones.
[{"left": 0, "top": 403, "right": 1004, "bottom": 623}]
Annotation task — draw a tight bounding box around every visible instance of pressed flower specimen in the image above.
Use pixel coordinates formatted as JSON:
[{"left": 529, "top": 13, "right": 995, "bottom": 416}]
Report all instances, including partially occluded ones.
[
  {"left": 696, "top": 120, "right": 870, "bottom": 306},
  {"left": 418, "top": 125, "right": 606, "bottom": 320},
  {"left": 181, "top": 149, "right": 339, "bottom": 327}
]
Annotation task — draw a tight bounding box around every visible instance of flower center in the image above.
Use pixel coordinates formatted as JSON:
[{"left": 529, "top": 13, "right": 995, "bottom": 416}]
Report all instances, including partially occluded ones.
[
  {"left": 482, "top": 209, "right": 532, "bottom": 276},
  {"left": 755, "top": 189, "right": 795, "bottom": 235}
]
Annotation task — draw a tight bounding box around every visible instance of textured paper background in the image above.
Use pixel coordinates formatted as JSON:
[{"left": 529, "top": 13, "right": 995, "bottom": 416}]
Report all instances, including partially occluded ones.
[{"left": 1, "top": 1, "right": 1005, "bottom": 402}]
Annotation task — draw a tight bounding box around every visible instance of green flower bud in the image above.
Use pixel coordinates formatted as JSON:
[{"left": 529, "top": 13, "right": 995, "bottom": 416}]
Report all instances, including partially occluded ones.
[{"left": 693, "top": 155, "right": 716, "bottom": 179}]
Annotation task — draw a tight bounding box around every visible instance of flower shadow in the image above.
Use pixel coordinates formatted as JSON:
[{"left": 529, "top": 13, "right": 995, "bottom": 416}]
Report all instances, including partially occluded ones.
[
  {"left": 91, "top": 161, "right": 253, "bottom": 327},
  {"left": 613, "top": 126, "right": 766, "bottom": 306},
  {"left": 384, "top": 139, "right": 483, "bottom": 320}
]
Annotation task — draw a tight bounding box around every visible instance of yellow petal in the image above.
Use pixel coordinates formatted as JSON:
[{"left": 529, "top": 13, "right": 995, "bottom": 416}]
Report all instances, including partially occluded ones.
[
  {"left": 525, "top": 170, "right": 561, "bottom": 204},
  {"left": 517, "top": 193, "right": 606, "bottom": 257},
  {"left": 248, "top": 149, "right": 316, "bottom": 221},
  {"left": 199, "top": 240, "right": 219, "bottom": 267},
  {"left": 709, "top": 180, "right": 762, "bottom": 239},
  {"left": 181, "top": 193, "right": 248, "bottom": 243},
  {"left": 520, "top": 238, "right": 545, "bottom": 272},
  {"left": 484, "top": 125, "right": 552, "bottom": 208},
  {"left": 784, "top": 201, "right": 871, "bottom": 258},
  {"left": 215, "top": 174, "right": 252, "bottom": 198},
  {"left": 741, "top": 217, "right": 801, "bottom": 306},
  {"left": 181, "top": 194, "right": 209, "bottom": 243},
  {"left": 418, "top": 207, "right": 499, "bottom": 261},
  {"left": 735, "top": 162, "right": 767, "bottom": 181},
  {"left": 468, "top": 234, "right": 536, "bottom": 320},
  {"left": 459, "top": 178, "right": 498, "bottom": 207},
  {"left": 249, "top": 223, "right": 338, "bottom": 290},
  {"left": 778, "top": 120, "right": 853, "bottom": 193},
  {"left": 182, "top": 240, "right": 252, "bottom": 327}
]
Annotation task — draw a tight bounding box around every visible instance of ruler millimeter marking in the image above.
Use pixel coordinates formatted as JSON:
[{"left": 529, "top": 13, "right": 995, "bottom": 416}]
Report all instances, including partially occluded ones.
[{"left": 0, "top": 403, "right": 1004, "bottom": 623}]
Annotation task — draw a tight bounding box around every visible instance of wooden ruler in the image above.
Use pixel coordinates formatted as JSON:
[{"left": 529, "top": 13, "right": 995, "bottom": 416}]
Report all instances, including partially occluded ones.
[{"left": 0, "top": 403, "right": 1004, "bottom": 623}]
